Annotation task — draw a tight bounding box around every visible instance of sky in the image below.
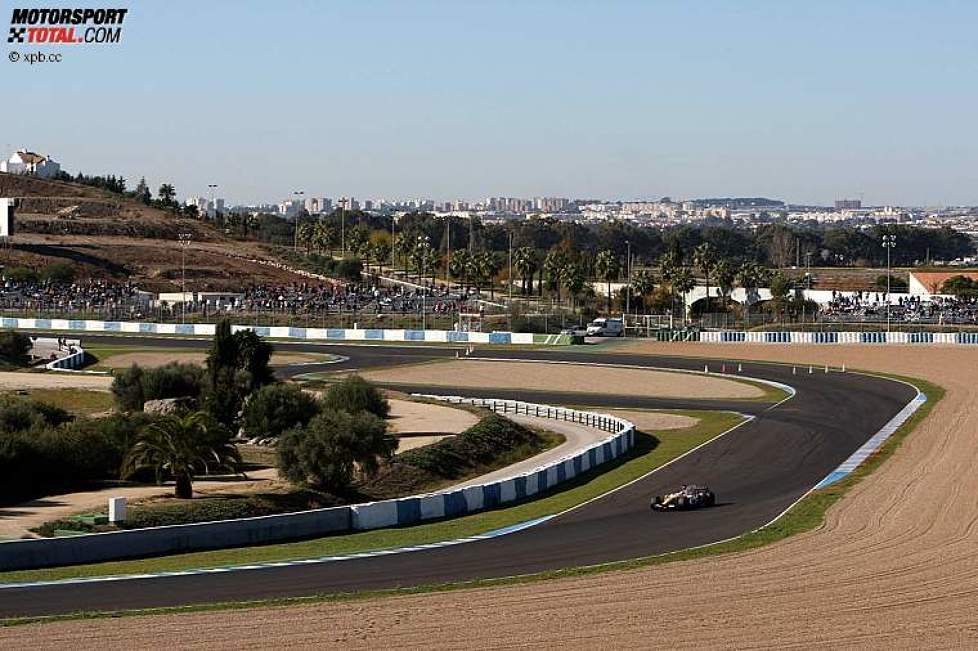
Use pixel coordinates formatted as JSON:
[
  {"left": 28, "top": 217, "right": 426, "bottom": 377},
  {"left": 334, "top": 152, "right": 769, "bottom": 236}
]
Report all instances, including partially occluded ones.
[{"left": 5, "top": 1, "right": 978, "bottom": 206}]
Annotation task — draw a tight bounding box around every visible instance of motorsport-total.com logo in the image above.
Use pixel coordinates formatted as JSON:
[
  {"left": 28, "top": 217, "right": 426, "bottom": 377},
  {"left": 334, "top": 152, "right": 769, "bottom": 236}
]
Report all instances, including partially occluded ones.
[{"left": 8, "top": 7, "right": 128, "bottom": 45}]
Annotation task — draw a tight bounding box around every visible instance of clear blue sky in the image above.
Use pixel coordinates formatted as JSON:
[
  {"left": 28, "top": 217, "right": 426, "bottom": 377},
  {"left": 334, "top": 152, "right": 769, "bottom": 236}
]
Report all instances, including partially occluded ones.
[{"left": 6, "top": 1, "right": 978, "bottom": 206}]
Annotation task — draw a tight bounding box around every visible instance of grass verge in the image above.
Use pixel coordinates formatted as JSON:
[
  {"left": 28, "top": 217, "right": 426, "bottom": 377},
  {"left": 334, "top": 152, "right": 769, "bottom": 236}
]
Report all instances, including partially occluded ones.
[
  {"left": 19, "top": 388, "right": 114, "bottom": 416},
  {"left": 0, "top": 409, "right": 741, "bottom": 588}
]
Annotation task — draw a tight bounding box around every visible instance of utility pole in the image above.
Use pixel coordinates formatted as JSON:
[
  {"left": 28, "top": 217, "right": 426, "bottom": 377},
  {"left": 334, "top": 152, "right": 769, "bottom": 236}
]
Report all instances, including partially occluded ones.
[
  {"left": 882, "top": 234, "right": 896, "bottom": 333},
  {"left": 207, "top": 183, "right": 218, "bottom": 221}
]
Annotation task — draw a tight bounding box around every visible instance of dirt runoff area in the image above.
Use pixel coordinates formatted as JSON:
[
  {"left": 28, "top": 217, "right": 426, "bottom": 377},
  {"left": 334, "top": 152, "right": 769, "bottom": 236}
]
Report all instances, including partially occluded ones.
[
  {"left": 98, "top": 351, "right": 331, "bottom": 369},
  {"left": 387, "top": 398, "right": 479, "bottom": 453},
  {"left": 0, "top": 372, "right": 111, "bottom": 391},
  {"left": 363, "top": 359, "right": 763, "bottom": 399},
  {"left": 14, "top": 344, "right": 978, "bottom": 648}
]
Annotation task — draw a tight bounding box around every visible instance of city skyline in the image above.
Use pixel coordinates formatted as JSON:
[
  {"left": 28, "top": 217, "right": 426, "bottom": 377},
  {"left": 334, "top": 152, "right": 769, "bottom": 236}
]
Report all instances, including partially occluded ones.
[{"left": 7, "top": 1, "right": 978, "bottom": 205}]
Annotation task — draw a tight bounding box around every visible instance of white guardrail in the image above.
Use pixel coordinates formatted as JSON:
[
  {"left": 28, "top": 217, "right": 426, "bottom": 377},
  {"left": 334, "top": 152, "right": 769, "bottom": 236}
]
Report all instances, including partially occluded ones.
[
  {"left": 0, "top": 398, "right": 634, "bottom": 571},
  {"left": 0, "top": 316, "right": 574, "bottom": 345}
]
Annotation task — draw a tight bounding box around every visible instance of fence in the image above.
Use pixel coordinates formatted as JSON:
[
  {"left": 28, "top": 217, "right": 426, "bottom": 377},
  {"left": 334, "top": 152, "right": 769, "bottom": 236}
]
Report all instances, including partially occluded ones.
[{"left": 0, "top": 397, "right": 633, "bottom": 571}]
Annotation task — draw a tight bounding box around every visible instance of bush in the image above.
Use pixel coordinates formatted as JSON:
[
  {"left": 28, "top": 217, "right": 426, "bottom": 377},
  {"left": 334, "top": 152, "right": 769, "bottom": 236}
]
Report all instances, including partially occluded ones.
[
  {"left": 322, "top": 375, "right": 389, "bottom": 419},
  {"left": 41, "top": 262, "right": 77, "bottom": 283},
  {"left": 4, "top": 266, "right": 38, "bottom": 283},
  {"left": 0, "top": 330, "right": 32, "bottom": 366},
  {"left": 278, "top": 410, "right": 394, "bottom": 491},
  {"left": 241, "top": 383, "right": 321, "bottom": 442},
  {"left": 111, "top": 362, "right": 205, "bottom": 411},
  {"left": 0, "top": 395, "right": 72, "bottom": 433}
]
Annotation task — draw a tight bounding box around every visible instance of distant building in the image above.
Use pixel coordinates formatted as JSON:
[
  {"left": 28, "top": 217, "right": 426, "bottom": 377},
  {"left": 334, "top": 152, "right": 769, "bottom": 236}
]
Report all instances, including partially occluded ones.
[
  {"left": 835, "top": 199, "right": 862, "bottom": 210},
  {"left": 0, "top": 149, "right": 61, "bottom": 178}
]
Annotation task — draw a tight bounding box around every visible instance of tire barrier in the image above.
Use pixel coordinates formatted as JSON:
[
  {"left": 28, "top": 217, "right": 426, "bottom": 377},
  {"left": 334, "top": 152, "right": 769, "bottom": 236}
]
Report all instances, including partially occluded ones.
[
  {"left": 0, "top": 398, "right": 634, "bottom": 571},
  {"left": 0, "top": 316, "right": 573, "bottom": 346}
]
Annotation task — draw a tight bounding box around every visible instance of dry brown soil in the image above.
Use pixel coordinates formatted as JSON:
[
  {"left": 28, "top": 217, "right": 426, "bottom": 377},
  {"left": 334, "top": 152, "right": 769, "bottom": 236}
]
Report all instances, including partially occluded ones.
[
  {"left": 6, "top": 344, "right": 977, "bottom": 648},
  {"left": 0, "top": 372, "right": 112, "bottom": 391},
  {"left": 98, "top": 351, "right": 328, "bottom": 369},
  {"left": 363, "top": 359, "right": 764, "bottom": 399}
]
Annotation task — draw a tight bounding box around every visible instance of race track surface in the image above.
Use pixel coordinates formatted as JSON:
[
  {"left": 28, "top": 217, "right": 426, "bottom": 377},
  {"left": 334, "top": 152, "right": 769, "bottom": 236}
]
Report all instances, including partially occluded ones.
[{"left": 0, "top": 338, "right": 916, "bottom": 618}]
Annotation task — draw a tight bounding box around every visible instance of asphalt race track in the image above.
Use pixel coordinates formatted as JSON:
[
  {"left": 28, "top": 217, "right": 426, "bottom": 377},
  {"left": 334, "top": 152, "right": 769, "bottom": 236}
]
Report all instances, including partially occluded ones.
[{"left": 0, "top": 337, "right": 917, "bottom": 618}]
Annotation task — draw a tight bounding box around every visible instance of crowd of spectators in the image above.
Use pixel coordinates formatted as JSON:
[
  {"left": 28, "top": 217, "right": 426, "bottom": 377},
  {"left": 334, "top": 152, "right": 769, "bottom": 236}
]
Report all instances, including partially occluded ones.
[
  {"left": 821, "top": 291, "right": 978, "bottom": 324},
  {"left": 0, "top": 278, "right": 149, "bottom": 318}
]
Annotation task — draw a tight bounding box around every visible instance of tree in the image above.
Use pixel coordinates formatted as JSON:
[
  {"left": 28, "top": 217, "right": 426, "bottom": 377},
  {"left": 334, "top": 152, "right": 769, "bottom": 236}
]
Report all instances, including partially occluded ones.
[
  {"left": 714, "top": 259, "right": 736, "bottom": 306},
  {"left": 134, "top": 177, "right": 152, "bottom": 204},
  {"left": 594, "top": 250, "right": 620, "bottom": 313},
  {"left": 204, "top": 320, "right": 274, "bottom": 428},
  {"left": 544, "top": 250, "right": 568, "bottom": 302},
  {"left": 476, "top": 251, "right": 501, "bottom": 298},
  {"left": 121, "top": 411, "right": 240, "bottom": 499},
  {"left": 0, "top": 330, "right": 32, "bottom": 367},
  {"left": 671, "top": 267, "right": 695, "bottom": 325},
  {"left": 296, "top": 222, "right": 315, "bottom": 253},
  {"left": 630, "top": 270, "right": 656, "bottom": 312},
  {"left": 158, "top": 183, "right": 176, "bottom": 207},
  {"left": 313, "top": 220, "right": 336, "bottom": 255},
  {"left": 241, "top": 383, "right": 322, "bottom": 443},
  {"left": 278, "top": 410, "right": 394, "bottom": 492},
  {"left": 769, "top": 271, "right": 792, "bottom": 313},
  {"left": 322, "top": 375, "right": 390, "bottom": 419},
  {"left": 693, "top": 242, "right": 718, "bottom": 312},
  {"left": 449, "top": 249, "right": 471, "bottom": 290},
  {"left": 513, "top": 246, "right": 538, "bottom": 295},
  {"left": 562, "top": 262, "right": 587, "bottom": 310},
  {"left": 736, "top": 261, "right": 768, "bottom": 326}
]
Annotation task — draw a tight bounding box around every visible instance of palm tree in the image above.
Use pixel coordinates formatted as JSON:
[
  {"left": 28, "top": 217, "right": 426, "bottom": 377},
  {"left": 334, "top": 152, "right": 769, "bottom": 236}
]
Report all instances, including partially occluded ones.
[
  {"left": 693, "top": 243, "right": 718, "bottom": 312},
  {"left": 736, "top": 261, "right": 766, "bottom": 328},
  {"left": 296, "top": 222, "right": 315, "bottom": 253},
  {"left": 313, "top": 220, "right": 336, "bottom": 255},
  {"left": 121, "top": 411, "right": 240, "bottom": 499},
  {"left": 671, "top": 266, "right": 695, "bottom": 326},
  {"left": 562, "top": 262, "right": 586, "bottom": 310},
  {"left": 477, "top": 251, "right": 501, "bottom": 298},
  {"left": 543, "top": 250, "right": 568, "bottom": 303},
  {"left": 714, "top": 259, "right": 735, "bottom": 306},
  {"left": 630, "top": 270, "right": 656, "bottom": 312},
  {"left": 158, "top": 183, "right": 176, "bottom": 207},
  {"left": 594, "top": 250, "right": 620, "bottom": 313},
  {"left": 424, "top": 248, "right": 442, "bottom": 288},
  {"left": 449, "top": 249, "right": 471, "bottom": 290},
  {"left": 513, "top": 247, "right": 538, "bottom": 296}
]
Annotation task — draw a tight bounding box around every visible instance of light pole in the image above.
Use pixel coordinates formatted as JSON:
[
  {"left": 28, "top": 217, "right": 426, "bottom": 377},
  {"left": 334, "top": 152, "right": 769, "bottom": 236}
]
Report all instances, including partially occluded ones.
[
  {"left": 625, "top": 240, "right": 632, "bottom": 320},
  {"left": 292, "top": 191, "right": 304, "bottom": 252},
  {"left": 882, "top": 234, "right": 896, "bottom": 333},
  {"left": 207, "top": 184, "right": 218, "bottom": 220},
  {"left": 178, "top": 232, "right": 193, "bottom": 324},
  {"left": 419, "top": 235, "right": 430, "bottom": 330},
  {"left": 507, "top": 231, "right": 513, "bottom": 331}
]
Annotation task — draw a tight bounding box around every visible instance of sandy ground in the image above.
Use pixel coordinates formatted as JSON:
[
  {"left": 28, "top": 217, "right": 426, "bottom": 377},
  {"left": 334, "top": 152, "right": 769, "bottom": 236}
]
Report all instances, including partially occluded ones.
[
  {"left": 98, "top": 351, "right": 329, "bottom": 369},
  {"left": 602, "top": 409, "right": 699, "bottom": 432},
  {"left": 0, "top": 372, "right": 112, "bottom": 391},
  {"left": 0, "top": 469, "right": 280, "bottom": 540},
  {"left": 387, "top": 399, "right": 479, "bottom": 453},
  {"left": 363, "top": 359, "right": 763, "bottom": 399},
  {"left": 12, "top": 344, "right": 978, "bottom": 648}
]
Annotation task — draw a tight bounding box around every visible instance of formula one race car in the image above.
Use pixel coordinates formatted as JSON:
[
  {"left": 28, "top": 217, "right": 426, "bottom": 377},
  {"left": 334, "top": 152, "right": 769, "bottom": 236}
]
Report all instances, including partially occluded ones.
[{"left": 650, "top": 485, "right": 716, "bottom": 511}]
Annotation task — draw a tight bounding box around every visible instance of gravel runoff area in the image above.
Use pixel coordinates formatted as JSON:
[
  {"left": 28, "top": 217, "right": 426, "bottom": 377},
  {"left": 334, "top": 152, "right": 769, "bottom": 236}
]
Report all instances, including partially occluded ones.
[
  {"left": 0, "top": 372, "right": 112, "bottom": 391},
  {"left": 9, "top": 345, "right": 977, "bottom": 648},
  {"left": 362, "top": 359, "right": 765, "bottom": 399},
  {"left": 96, "top": 351, "right": 331, "bottom": 369}
]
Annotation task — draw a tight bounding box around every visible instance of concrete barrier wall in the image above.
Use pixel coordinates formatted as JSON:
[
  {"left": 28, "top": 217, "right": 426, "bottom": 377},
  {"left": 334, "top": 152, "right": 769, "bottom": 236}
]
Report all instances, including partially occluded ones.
[
  {"left": 0, "top": 316, "right": 572, "bottom": 346},
  {"left": 44, "top": 346, "right": 87, "bottom": 371},
  {"left": 695, "top": 330, "right": 978, "bottom": 345},
  {"left": 0, "top": 396, "right": 634, "bottom": 570}
]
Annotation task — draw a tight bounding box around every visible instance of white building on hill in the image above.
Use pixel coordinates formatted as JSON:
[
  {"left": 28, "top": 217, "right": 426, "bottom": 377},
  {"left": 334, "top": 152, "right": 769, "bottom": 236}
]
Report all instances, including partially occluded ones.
[{"left": 0, "top": 149, "right": 61, "bottom": 178}]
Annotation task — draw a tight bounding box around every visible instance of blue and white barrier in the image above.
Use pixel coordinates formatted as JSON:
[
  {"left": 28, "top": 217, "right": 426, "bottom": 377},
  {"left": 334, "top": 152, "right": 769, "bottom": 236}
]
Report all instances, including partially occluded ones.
[
  {"left": 44, "top": 343, "right": 87, "bottom": 371},
  {"left": 0, "top": 398, "right": 634, "bottom": 570},
  {"left": 699, "top": 330, "right": 976, "bottom": 345},
  {"left": 0, "top": 316, "right": 555, "bottom": 346}
]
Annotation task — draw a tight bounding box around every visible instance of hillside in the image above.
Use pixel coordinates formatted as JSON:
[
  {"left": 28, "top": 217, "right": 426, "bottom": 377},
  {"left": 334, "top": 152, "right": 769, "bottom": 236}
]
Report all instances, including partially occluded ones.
[{"left": 0, "top": 173, "right": 315, "bottom": 291}]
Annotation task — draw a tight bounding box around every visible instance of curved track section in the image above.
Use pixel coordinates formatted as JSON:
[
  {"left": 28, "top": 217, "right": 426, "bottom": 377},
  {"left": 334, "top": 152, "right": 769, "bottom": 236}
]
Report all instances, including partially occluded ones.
[{"left": 0, "top": 338, "right": 917, "bottom": 618}]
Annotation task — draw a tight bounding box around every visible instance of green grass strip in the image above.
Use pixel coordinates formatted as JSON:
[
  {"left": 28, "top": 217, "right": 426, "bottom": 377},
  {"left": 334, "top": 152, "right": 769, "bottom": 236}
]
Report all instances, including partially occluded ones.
[{"left": 0, "top": 410, "right": 741, "bottom": 587}]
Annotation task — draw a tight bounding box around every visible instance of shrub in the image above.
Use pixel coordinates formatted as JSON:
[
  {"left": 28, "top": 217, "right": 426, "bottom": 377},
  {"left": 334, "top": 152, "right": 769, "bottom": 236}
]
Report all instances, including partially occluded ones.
[
  {"left": 4, "top": 266, "right": 38, "bottom": 283},
  {"left": 111, "top": 362, "right": 205, "bottom": 411},
  {"left": 278, "top": 410, "right": 394, "bottom": 491},
  {"left": 0, "top": 395, "right": 72, "bottom": 433},
  {"left": 241, "top": 383, "right": 321, "bottom": 442},
  {"left": 41, "top": 262, "right": 77, "bottom": 283},
  {"left": 322, "top": 375, "right": 390, "bottom": 419},
  {"left": 0, "top": 330, "right": 32, "bottom": 366}
]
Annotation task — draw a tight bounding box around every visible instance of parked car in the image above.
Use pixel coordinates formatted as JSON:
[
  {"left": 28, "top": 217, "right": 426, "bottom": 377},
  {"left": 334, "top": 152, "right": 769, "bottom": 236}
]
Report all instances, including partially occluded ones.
[{"left": 585, "top": 318, "right": 624, "bottom": 337}]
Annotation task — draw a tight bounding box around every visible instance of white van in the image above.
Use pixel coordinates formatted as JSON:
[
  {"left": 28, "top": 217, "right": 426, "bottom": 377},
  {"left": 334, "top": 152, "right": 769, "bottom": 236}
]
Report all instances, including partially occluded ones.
[{"left": 586, "top": 317, "right": 624, "bottom": 337}]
